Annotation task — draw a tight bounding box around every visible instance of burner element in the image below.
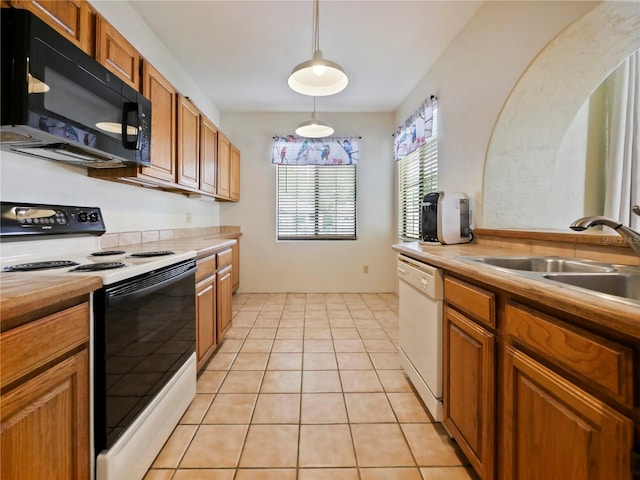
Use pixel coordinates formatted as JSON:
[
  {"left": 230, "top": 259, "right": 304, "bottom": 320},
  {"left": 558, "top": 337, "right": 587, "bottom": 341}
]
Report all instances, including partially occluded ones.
[
  {"left": 129, "top": 251, "right": 175, "bottom": 258},
  {"left": 3, "top": 260, "right": 80, "bottom": 272},
  {"left": 90, "top": 250, "right": 126, "bottom": 257},
  {"left": 71, "top": 262, "right": 126, "bottom": 271}
]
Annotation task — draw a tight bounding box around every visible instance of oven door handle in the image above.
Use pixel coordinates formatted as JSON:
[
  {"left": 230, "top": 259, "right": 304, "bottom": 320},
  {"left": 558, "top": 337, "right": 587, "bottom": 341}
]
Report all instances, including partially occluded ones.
[{"left": 106, "top": 266, "right": 195, "bottom": 307}]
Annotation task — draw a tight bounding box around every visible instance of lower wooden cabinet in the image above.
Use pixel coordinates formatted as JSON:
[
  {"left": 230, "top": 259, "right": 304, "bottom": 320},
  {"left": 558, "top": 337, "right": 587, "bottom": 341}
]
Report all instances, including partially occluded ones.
[
  {"left": 444, "top": 306, "right": 495, "bottom": 480},
  {"left": 0, "top": 302, "right": 90, "bottom": 480},
  {"left": 500, "top": 345, "right": 633, "bottom": 480},
  {"left": 217, "top": 264, "right": 233, "bottom": 340},
  {"left": 196, "top": 274, "right": 217, "bottom": 371},
  {"left": 231, "top": 239, "right": 240, "bottom": 292}
]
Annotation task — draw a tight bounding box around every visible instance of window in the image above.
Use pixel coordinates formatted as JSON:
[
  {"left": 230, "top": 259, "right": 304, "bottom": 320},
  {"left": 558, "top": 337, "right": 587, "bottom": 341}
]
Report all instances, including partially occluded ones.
[
  {"left": 277, "top": 164, "right": 357, "bottom": 240},
  {"left": 397, "top": 104, "right": 438, "bottom": 240}
]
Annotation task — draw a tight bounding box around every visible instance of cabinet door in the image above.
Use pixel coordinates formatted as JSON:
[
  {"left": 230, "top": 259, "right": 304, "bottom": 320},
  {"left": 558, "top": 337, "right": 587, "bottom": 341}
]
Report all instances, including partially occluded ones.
[
  {"left": 500, "top": 345, "right": 633, "bottom": 480},
  {"left": 1, "top": 349, "right": 89, "bottom": 480},
  {"left": 217, "top": 264, "right": 233, "bottom": 339},
  {"left": 231, "top": 240, "right": 240, "bottom": 292},
  {"left": 443, "top": 306, "right": 495, "bottom": 480},
  {"left": 11, "top": 0, "right": 94, "bottom": 54},
  {"left": 230, "top": 145, "right": 240, "bottom": 201},
  {"left": 200, "top": 116, "right": 218, "bottom": 195},
  {"left": 141, "top": 62, "right": 176, "bottom": 183},
  {"left": 216, "top": 133, "right": 231, "bottom": 199},
  {"left": 176, "top": 95, "right": 200, "bottom": 189},
  {"left": 96, "top": 16, "right": 140, "bottom": 89},
  {"left": 196, "top": 276, "right": 216, "bottom": 371}
]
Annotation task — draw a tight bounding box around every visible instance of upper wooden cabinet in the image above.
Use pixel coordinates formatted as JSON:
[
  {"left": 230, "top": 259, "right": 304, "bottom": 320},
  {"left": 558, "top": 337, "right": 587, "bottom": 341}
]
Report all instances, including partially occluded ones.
[
  {"left": 96, "top": 15, "right": 140, "bottom": 90},
  {"left": 200, "top": 117, "right": 218, "bottom": 195},
  {"left": 216, "top": 133, "right": 231, "bottom": 199},
  {"left": 177, "top": 95, "right": 200, "bottom": 190},
  {"left": 10, "top": 0, "right": 95, "bottom": 54},
  {"left": 230, "top": 145, "right": 240, "bottom": 201},
  {"left": 141, "top": 61, "right": 176, "bottom": 183}
]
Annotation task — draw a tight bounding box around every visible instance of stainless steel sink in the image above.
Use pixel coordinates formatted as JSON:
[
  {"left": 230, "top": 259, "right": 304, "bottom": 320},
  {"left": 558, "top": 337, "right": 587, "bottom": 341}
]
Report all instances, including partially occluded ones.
[
  {"left": 456, "top": 255, "right": 640, "bottom": 303},
  {"left": 460, "top": 256, "right": 615, "bottom": 273},
  {"left": 544, "top": 272, "right": 640, "bottom": 301}
]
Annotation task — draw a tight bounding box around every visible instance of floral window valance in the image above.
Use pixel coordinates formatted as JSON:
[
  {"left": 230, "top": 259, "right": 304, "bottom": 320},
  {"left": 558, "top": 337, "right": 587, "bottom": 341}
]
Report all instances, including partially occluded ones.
[
  {"left": 272, "top": 135, "right": 359, "bottom": 165},
  {"left": 394, "top": 96, "right": 437, "bottom": 161}
]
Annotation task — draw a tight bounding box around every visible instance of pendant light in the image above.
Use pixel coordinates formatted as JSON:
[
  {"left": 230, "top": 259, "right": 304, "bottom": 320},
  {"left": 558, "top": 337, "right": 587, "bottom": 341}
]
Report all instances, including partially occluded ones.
[
  {"left": 288, "top": 0, "right": 348, "bottom": 96},
  {"left": 296, "top": 97, "right": 334, "bottom": 138}
]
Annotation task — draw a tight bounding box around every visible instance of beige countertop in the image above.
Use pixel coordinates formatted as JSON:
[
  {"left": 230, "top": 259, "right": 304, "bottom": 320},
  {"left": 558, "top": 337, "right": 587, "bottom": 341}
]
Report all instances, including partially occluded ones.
[
  {"left": 393, "top": 241, "right": 640, "bottom": 340},
  {"left": 1, "top": 232, "right": 241, "bottom": 331}
]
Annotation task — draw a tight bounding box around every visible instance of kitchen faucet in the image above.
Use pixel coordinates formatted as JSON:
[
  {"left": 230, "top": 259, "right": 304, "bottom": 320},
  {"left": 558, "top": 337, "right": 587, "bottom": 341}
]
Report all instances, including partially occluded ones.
[{"left": 570, "top": 205, "right": 640, "bottom": 257}]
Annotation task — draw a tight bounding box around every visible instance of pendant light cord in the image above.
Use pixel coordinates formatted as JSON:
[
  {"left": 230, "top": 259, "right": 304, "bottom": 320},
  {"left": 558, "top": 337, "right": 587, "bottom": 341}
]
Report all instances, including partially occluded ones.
[{"left": 313, "top": 0, "right": 320, "bottom": 53}]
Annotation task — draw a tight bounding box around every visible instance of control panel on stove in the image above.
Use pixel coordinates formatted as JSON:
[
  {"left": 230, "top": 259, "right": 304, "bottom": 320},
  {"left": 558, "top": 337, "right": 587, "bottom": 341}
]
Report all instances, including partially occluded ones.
[{"left": 0, "top": 202, "right": 106, "bottom": 236}]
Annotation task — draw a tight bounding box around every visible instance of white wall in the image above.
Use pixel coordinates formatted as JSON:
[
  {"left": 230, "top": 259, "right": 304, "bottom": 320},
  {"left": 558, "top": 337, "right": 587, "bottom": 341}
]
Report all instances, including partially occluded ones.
[
  {"left": 219, "top": 112, "right": 396, "bottom": 293},
  {"left": 0, "top": 1, "right": 222, "bottom": 233},
  {"left": 395, "top": 1, "right": 597, "bottom": 226}
]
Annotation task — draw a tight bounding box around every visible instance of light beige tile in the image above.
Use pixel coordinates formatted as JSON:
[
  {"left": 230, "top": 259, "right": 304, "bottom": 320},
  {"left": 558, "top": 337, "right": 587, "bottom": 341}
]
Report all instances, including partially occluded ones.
[
  {"left": 180, "top": 394, "right": 214, "bottom": 424},
  {"left": 363, "top": 338, "right": 398, "bottom": 352},
  {"left": 275, "top": 327, "right": 304, "bottom": 339},
  {"left": 218, "top": 371, "right": 264, "bottom": 393},
  {"left": 257, "top": 310, "right": 283, "bottom": 319},
  {"left": 234, "top": 311, "right": 259, "bottom": 322},
  {"left": 336, "top": 353, "right": 374, "bottom": 370},
  {"left": 354, "top": 319, "right": 383, "bottom": 329},
  {"left": 235, "top": 469, "right": 296, "bottom": 480},
  {"left": 240, "top": 339, "right": 274, "bottom": 353},
  {"left": 253, "top": 318, "right": 280, "bottom": 328},
  {"left": 359, "top": 468, "right": 423, "bottom": 480},
  {"left": 304, "top": 339, "right": 335, "bottom": 352},
  {"left": 252, "top": 393, "right": 301, "bottom": 424},
  {"left": 358, "top": 327, "right": 389, "bottom": 339},
  {"left": 351, "top": 424, "right": 415, "bottom": 467},
  {"left": 301, "top": 393, "right": 349, "bottom": 424},
  {"left": 298, "top": 469, "right": 359, "bottom": 480},
  {"left": 349, "top": 308, "right": 375, "bottom": 320},
  {"left": 333, "top": 339, "right": 367, "bottom": 352},
  {"left": 205, "top": 353, "right": 236, "bottom": 371},
  {"left": 369, "top": 352, "right": 402, "bottom": 370},
  {"left": 267, "top": 352, "right": 303, "bottom": 370},
  {"left": 304, "top": 327, "right": 332, "bottom": 339},
  {"left": 180, "top": 425, "right": 248, "bottom": 468},
  {"left": 202, "top": 393, "right": 257, "bottom": 424},
  {"left": 247, "top": 327, "right": 278, "bottom": 339},
  {"left": 344, "top": 393, "right": 396, "bottom": 423},
  {"left": 330, "top": 328, "right": 361, "bottom": 339},
  {"left": 377, "top": 370, "right": 415, "bottom": 393},
  {"left": 238, "top": 425, "right": 299, "bottom": 468},
  {"left": 401, "top": 423, "right": 466, "bottom": 466},
  {"left": 302, "top": 370, "right": 342, "bottom": 393},
  {"left": 217, "top": 339, "right": 243, "bottom": 353},
  {"left": 328, "top": 316, "right": 355, "bottom": 326},
  {"left": 152, "top": 425, "right": 197, "bottom": 468},
  {"left": 299, "top": 424, "right": 357, "bottom": 467},
  {"left": 387, "top": 393, "right": 431, "bottom": 422},
  {"left": 279, "top": 317, "right": 305, "bottom": 327},
  {"left": 143, "top": 469, "right": 174, "bottom": 480},
  {"left": 324, "top": 293, "right": 346, "bottom": 304},
  {"left": 231, "top": 353, "right": 270, "bottom": 370},
  {"left": 285, "top": 293, "right": 306, "bottom": 304},
  {"left": 172, "top": 469, "right": 234, "bottom": 480},
  {"left": 226, "top": 327, "right": 250, "bottom": 339},
  {"left": 303, "top": 352, "right": 338, "bottom": 370},
  {"left": 272, "top": 339, "right": 304, "bottom": 352},
  {"left": 260, "top": 370, "right": 302, "bottom": 393},
  {"left": 196, "top": 371, "right": 226, "bottom": 394},
  {"left": 420, "top": 466, "right": 477, "bottom": 480},
  {"left": 340, "top": 370, "right": 384, "bottom": 393}
]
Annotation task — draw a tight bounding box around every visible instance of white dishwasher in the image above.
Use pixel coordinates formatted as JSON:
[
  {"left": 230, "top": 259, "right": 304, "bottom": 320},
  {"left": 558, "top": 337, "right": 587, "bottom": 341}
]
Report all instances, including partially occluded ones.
[{"left": 397, "top": 254, "right": 444, "bottom": 421}]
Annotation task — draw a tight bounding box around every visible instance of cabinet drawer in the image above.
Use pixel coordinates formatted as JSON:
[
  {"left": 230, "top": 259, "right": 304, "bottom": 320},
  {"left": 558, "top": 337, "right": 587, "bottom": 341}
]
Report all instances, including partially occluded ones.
[
  {"left": 196, "top": 255, "right": 216, "bottom": 282},
  {"left": 504, "top": 301, "right": 633, "bottom": 407},
  {"left": 444, "top": 275, "right": 495, "bottom": 328},
  {"left": 0, "top": 302, "right": 89, "bottom": 390},
  {"left": 217, "top": 248, "right": 233, "bottom": 268}
]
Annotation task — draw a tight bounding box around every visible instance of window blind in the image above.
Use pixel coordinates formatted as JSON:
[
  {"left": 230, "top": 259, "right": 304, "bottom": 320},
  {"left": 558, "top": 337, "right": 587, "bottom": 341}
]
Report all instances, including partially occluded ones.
[
  {"left": 397, "top": 138, "right": 438, "bottom": 239},
  {"left": 277, "top": 164, "right": 357, "bottom": 240}
]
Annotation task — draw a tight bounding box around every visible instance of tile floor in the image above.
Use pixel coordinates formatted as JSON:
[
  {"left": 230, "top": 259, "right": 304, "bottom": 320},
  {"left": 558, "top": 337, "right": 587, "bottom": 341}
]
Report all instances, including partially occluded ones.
[{"left": 144, "top": 293, "right": 478, "bottom": 480}]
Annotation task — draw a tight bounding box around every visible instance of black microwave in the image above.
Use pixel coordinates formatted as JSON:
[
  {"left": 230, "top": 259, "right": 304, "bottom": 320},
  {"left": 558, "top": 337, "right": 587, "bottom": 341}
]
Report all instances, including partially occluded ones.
[{"left": 0, "top": 9, "right": 151, "bottom": 168}]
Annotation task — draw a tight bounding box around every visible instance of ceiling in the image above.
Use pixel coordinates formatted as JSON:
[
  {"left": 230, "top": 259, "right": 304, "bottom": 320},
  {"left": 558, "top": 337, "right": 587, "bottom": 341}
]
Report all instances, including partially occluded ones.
[{"left": 128, "top": 1, "right": 483, "bottom": 114}]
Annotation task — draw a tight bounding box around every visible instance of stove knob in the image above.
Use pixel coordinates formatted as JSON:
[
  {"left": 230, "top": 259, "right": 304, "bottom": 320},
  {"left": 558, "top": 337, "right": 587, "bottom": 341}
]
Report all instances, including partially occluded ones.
[
  {"left": 78, "top": 212, "right": 88, "bottom": 223},
  {"left": 89, "top": 212, "right": 100, "bottom": 223}
]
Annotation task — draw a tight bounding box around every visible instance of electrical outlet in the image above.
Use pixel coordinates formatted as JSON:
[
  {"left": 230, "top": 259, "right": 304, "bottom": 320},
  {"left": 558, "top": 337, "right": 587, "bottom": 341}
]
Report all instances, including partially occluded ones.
[
  {"left": 363, "top": 265, "right": 369, "bottom": 274},
  {"left": 186, "top": 212, "right": 192, "bottom": 223}
]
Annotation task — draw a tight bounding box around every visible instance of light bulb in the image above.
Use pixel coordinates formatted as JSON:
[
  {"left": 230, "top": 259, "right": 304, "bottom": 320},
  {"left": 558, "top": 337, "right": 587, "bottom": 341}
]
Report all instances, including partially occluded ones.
[{"left": 312, "top": 64, "right": 326, "bottom": 76}]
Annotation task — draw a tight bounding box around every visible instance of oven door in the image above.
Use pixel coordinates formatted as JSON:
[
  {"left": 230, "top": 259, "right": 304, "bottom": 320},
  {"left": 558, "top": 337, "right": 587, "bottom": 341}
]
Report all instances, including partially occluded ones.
[{"left": 93, "top": 260, "right": 196, "bottom": 454}]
